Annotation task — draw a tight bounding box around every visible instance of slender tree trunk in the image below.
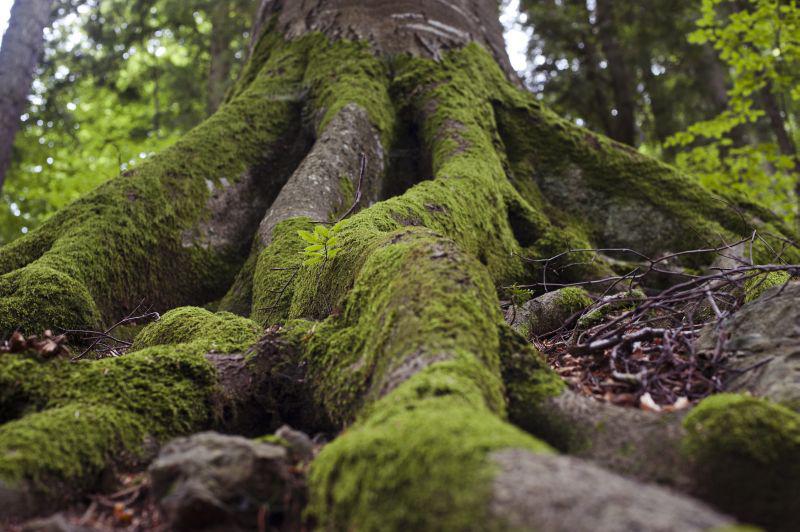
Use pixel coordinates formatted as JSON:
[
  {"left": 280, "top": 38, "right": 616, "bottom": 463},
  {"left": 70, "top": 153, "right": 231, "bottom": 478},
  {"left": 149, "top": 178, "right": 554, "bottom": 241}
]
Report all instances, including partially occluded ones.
[
  {"left": 207, "top": 0, "right": 234, "bottom": 114},
  {"left": 0, "top": 0, "right": 52, "bottom": 193},
  {"left": 760, "top": 83, "right": 800, "bottom": 214},
  {"left": 0, "top": 0, "right": 798, "bottom": 529},
  {"left": 595, "top": 0, "right": 637, "bottom": 146}
]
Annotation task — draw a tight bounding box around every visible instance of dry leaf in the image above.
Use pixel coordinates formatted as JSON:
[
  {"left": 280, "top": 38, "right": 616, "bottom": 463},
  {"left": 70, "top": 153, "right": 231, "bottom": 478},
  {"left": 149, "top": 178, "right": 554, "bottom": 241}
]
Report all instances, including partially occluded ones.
[{"left": 639, "top": 392, "right": 662, "bottom": 412}]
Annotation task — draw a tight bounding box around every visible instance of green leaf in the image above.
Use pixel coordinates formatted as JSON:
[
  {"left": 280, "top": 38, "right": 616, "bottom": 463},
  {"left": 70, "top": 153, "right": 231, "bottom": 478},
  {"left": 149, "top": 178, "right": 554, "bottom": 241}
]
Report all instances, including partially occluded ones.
[
  {"left": 314, "top": 224, "right": 330, "bottom": 239},
  {"left": 298, "top": 230, "right": 318, "bottom": 244}
]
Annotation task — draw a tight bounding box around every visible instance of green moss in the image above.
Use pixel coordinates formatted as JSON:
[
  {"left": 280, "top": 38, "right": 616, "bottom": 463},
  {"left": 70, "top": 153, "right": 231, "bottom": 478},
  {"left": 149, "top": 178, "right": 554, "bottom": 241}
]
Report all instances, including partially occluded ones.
[
  {"left": 683, "top": 394, "right": 800, "bottom": 528},
  {"left": 743, "top": 271, "right": 790, "bottom": 303},
  {"left": 303, "top": 37, "right": 395, "bottom": 145},
  {"left": 284, "top": 228, "right": 507, "bottom": 425},
  {"left": 309, "top": 386, "right": 552, "bottom": 531},
  {"left": 131, "top": 306, "right": 260, "bottom": 352},
  {"left": 498, "top": 324, "right": 576, "bottom": 450},
  {"left": 217, "top": 250, "right": 259, "bottom": 316},
  {"left": 0, "top": 403, "right": 149, "bottom": 491},
  {"left": 0, "top": 305, "right": 261, "bottom": 503},
  {"left": 0, "top": 30, "right": 312, "bottom": 334},
  {"left": 553, "top": 286, "right": 593, "bottom": 314},
  {"left": 251, "top": 217, "right": 317, "bottom": 325},
  {"left": 494, "top": 90, "right": 800, "bottom": 268}
]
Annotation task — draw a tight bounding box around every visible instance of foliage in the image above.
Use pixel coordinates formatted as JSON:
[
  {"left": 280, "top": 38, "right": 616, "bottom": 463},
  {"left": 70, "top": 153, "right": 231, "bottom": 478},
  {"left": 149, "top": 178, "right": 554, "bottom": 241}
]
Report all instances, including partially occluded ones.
[
  {"left": 667, "top": 0, "right": 800, "bottom": 222},
  {"left": 298, "top": 222, "right": 343, "bottom": 266},
  {"left": 0, "top": 0, "right": 255, "bottom": 244},
  {"left": 518, "top": 0, "right": 725, "bottom": 149},
  {"left": 517, "top": 0, "right": 800, "bottom": 223}
]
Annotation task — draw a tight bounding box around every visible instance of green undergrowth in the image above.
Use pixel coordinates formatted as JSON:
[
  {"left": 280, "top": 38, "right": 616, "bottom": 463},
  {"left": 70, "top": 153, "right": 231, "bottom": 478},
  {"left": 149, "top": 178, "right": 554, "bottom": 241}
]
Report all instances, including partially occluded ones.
[{"left": 683, "top": 394, "right": 800, "bottom": 529}]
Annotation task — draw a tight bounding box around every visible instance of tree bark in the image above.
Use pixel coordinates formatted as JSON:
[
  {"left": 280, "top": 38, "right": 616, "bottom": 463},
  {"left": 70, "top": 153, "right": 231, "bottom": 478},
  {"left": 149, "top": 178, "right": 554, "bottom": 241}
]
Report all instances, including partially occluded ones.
[
  {"left": 207, "top": 0, "right": 234, "bottom": 114},
  {"left": 594, "top": 0, "right": 637, "bottom": 146},
  {"left": 0, "top": 0, "right": 799, "bottom": 529},
  {"left": 0, "top": 0, "right": 52, "bottom": 192}
]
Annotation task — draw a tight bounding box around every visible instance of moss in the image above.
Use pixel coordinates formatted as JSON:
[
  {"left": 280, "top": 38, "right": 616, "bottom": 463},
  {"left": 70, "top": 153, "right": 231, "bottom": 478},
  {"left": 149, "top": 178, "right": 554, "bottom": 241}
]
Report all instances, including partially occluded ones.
[
  {"left": 0, "top": 30, "right": 313, "bottom": 334},
  {"left": 743, "top": 271, "right": 790, "bottom": 303},
  {"left": 303, "top": 37, "right": 395, "bottom": 145},
  {"left": 308, "top": 384, "right": 552, "bottom": 531},
  {"left": 131, "top": 306, "right": 260, "bottom": 352},
  {"left": 251, "top": 217, "right": 317, "bottom": 325},
  {"left": 0, "top": 404, "right": 149, "bottom": 492},
  {"left": 284, "top": 229, "right": 507, "bottom": 425},
  {"left": 553, "top": 286, "right": 593, "bottom": 314},
  {"left": 577, "top": 289, "right": 646, "bottom": 329},
  {"left": 494, "top": 91, "right": 800, "bottom": 268},
  {"left": 683, "top": 394, "right": 800, "bottom": 529},
  {"left": 498, "top": 324, "right": 576, "bottom": 450},
  {"left": 217, "top": 250, "right": 259, "bottom": 316},
  {"left": 252, "top": 44, "right": 554, "bottom": 329},
  {"left": 0, "top": 353, "right": 70, "bottom": 421},
  {"left": 0, "top": 305, "right": 261, "bottom": 503}
]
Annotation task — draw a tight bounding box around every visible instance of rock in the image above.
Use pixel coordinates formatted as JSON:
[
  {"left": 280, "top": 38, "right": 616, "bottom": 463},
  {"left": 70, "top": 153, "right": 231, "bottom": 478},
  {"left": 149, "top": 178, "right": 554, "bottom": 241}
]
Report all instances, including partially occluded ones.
[
  {"left": 698, "top": 280, "right": 800, "bottom": 410},
  {"left": 505, "top": 287, "right": 592, "bottom": 338},
  {"left": 148, "top": 432, "right": 304, "bottom": 531},
  {"left": 275, "top": 425, "right": 315, "bottom": 462}
]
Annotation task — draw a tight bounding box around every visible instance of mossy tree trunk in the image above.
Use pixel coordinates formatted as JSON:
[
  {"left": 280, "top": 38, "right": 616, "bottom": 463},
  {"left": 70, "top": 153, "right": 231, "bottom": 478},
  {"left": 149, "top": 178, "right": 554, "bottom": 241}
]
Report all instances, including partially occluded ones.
[{"left": 1, "top": 0, "right": 799, "bottom": 529}]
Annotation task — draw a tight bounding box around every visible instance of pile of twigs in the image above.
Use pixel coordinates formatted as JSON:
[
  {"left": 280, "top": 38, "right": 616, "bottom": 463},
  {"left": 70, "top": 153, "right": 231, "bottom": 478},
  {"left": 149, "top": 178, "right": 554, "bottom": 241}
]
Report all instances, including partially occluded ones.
[{"left": 520, "top": 231, "right": 799, "bottom": 410}]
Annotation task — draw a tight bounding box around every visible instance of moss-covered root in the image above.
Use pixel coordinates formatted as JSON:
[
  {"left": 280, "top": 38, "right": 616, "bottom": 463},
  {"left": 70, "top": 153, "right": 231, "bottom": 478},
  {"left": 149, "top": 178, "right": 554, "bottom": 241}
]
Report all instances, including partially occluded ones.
[
  {"left": 499, "top": 330, "right": 692, "bottom": 487},
  {"left": 220, "top": 102, "right": 386, "bottom": 316},
  {"left": 219, "top": 37, "right": 393, "bottom": 317},
  {"left": 495, "top": 92, "right": 800, "bottom": 268},
  {"left": 308, "top": 379, "right": 733, "bottom": 531},
  {"left": 265, "top": 226, "right": 724, "bottom": 529},
  {"left": 0, "top": 30, "right": 310, "bottom": 335},
  {"left": 502, "top": 340, "right": 800, "bottom": 528},
  {"left": 0, "top": 307, "right": 262, "bottom": 517},
  {"left": 683, "top": 394, "right": 800, "bottom": 530}
]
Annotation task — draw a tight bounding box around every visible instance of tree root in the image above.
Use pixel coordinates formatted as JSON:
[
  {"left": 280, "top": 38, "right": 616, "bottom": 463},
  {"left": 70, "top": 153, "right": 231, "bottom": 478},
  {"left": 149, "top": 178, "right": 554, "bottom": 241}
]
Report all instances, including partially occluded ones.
[{"left": 2, "top": 22, "right": 800, "bottom": 531}]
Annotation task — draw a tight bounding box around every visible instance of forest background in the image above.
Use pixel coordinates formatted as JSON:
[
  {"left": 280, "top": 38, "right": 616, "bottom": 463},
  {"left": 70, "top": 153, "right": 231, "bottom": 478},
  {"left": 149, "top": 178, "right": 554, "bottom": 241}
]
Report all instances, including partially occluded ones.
[{"left": 0, "top": 0, "right": 797, "bottom": 244}]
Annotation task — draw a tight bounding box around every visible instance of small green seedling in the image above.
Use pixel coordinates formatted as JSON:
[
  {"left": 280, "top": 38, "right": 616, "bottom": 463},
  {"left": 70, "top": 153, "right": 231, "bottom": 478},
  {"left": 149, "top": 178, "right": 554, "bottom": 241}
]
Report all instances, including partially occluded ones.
[{"left": 298, "top": 222, "right": 343, "bottom": 266}]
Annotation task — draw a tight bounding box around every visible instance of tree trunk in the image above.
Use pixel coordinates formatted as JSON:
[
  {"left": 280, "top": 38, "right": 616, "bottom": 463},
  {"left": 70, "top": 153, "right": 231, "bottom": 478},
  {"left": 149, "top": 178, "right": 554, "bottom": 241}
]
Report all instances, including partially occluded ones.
[
  {"left": 760, "top": 82, "right": 800, "bottom": 221},
  {"left": 594, "top": 0, "right": 638, "bottom": 146},
  {"left": 207, "top": 0, "right": 234, "bottom": 115},
  {"left": 0, "top": 0, "right": 52, "bottom": 193},
  {"left": 1, "top": 0, "right": 799, "bottom": 529}
]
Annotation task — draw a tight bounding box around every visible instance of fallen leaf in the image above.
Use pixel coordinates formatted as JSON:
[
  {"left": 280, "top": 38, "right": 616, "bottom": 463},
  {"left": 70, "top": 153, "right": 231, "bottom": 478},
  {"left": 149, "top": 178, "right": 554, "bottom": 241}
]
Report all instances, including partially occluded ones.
[{"left": 639, "top": 392, "right": 662, "bottom": 412}]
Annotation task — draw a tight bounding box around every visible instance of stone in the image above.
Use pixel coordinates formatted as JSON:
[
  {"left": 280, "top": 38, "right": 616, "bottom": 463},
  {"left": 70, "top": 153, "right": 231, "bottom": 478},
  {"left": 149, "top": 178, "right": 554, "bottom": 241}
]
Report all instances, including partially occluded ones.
[
  {"left": 505, "top": 287, "right": 592, "bottom": 338},
  {"left": 699, "top": 280, "right": 800, "bottom": 410},
  {"left": 148, "top": 432, "right": 304, "bottom": 531}
]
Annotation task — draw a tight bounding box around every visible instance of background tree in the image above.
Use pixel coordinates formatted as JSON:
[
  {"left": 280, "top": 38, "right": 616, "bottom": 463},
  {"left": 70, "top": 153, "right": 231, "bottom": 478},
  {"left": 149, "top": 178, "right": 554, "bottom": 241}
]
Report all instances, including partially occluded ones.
[
  {"left": 0, "top": 0, "right": 255, "bottom": 244},
  {"left": 667, "top": 0, "right": 800, "bottom": 223},
  {"left": 518, "top": 0, "right": 730, "bottom": 149},
  {"left": 518, "top": 0, "right": 799, "bottom": 223},
  {"left": 0, "top": 0, "right": 53, "bottom": 192}
]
